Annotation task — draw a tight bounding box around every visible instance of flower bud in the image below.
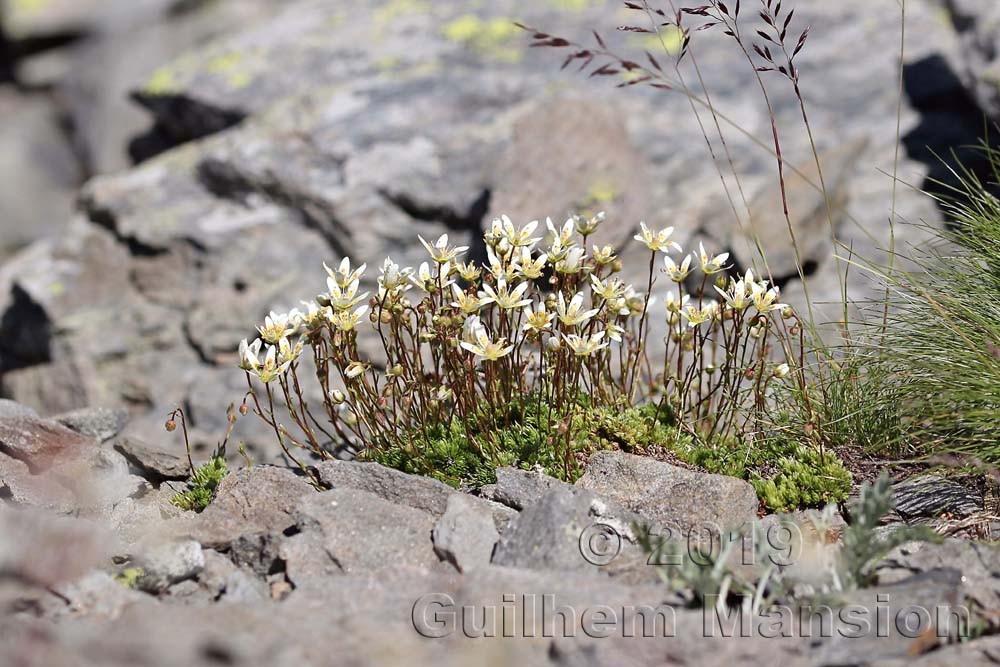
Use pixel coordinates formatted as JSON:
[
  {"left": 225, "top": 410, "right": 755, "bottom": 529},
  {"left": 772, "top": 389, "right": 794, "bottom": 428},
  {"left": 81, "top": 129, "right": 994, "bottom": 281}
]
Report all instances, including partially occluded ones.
[
  {"left": 239, "top": 404, "right": 249, "bottom": 416},
  {"left": 773, "top": 363, "right": 791, "bottom": 378},
  {"left": 330, "top": 389, "right": 347, "bottom": 404},
  {"left": 164, "top": 419, "right": 177, "bottom": 432}
]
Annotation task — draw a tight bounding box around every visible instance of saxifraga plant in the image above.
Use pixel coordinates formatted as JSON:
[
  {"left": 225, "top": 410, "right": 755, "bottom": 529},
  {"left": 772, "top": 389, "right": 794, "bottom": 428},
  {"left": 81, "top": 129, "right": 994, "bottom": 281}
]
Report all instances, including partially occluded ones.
[{"left": 237, "top": 214, "right": 809, "bottom": 487}]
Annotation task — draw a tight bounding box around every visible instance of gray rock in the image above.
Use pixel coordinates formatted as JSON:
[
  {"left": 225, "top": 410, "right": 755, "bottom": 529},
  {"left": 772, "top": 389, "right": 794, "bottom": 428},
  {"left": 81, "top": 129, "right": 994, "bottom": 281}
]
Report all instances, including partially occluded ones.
[
  {"left": 177, "top": 465, "right": 315, "bottom": 550},
  {"left": 432, "top": 494, "right": 499, "bottom": 573},
  {"left": 317, "top": 459, "right": 514, "bottom": 532},
  {"left": 135, "top": 539, "right": 205, "bottom": 594},
  {"left": 288, "top": 487, "right": 444, "bottom": 578},
  {"left": 0, "top": 88, "right": 79, "bottom": 254},
  {"left": 892, "top": 474, "right": 984, "bottom": 521},
  {"left": 939, "top": 0, "right": 1000, "bottom": 118},
  {"left": 480, "top": 466, "right": 569, "bottom": 511},
  {"left": 0, "top": 400, "right": 40, "bottom": 420},
  {"left": 492, "top": 486, "right": 644, "bottom": 574},
  {"left": 576, "top": 450, "right": 759, "bottom": 533},
  {"left": 0, "top": 415, "right": 94, "bottom": 473},
  {"left": 55, "top": 406, "right": 129, "bottom": 443},
  {"left": 114, "top": 437, "right": 191, "bottom": 481},
  {"left": 49, "top": 570, "right": 147, "bottom": 622},
  {"left": 0, "top": 507, "right": 112, "bottom": 587},
  {"left": 877, "top": 538, "right": 1000, "bottom": 631}
]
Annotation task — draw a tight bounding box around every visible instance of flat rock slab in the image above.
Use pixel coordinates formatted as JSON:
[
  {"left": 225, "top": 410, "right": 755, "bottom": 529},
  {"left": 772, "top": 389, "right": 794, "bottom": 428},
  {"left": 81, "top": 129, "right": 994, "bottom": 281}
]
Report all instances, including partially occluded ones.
[
  {"left": 288, "top": 487, "right": 444, "bottom": 578},
  {"left": 316, "top": 459, "right": 514, "bottom": 532},
  {"left": 55, "top": 407, "right": 129, "bottom": 443},
  {"left": 892, "top": 474, "right": 984, "bottom": 521},
  {"left": 576, "top": 450, "right": 759, "bottom": 533},
  {"left": 114, "top": 437, "right": 191, "bottom": 482},
  {"left": 178, "top": 465, "right": 315, "bottom": 550},
  {"left": 492, "top": 486, "right": 646, "bottom": 575},
  {"left": 0, "top": 416, "right": 95, "bottom": 473},
  {"left": 432, "top": 494, "right": 499, "bottom": 573},
  {"left": 480, "top": 466, "right": 569, "bottom": 511}
]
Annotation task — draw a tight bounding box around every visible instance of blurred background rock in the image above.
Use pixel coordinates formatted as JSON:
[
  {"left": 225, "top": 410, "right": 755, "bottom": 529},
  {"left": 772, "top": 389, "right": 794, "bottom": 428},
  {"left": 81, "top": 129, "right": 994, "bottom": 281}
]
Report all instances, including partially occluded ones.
[{"left": 0, "top": 0, "right": 995, "bottom": 461}]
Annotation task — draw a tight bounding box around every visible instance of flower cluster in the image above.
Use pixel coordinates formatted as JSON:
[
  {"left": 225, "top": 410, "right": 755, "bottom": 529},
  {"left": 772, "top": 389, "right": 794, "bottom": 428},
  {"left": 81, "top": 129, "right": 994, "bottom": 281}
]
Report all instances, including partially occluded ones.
[{"left": 237, "top": 213, "right": 800, "bottom": 477}]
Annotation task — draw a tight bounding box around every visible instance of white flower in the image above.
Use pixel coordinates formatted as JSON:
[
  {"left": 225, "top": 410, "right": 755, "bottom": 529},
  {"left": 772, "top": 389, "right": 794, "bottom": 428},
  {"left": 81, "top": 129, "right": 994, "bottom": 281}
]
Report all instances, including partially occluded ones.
[
  {"left": 604, "top": 322, "right": 625, "bottom": 343},
  {"left": 329, "top": 304, "right": 369, "bottom": 331},
  {"left": 251, "top": 343, "right": 292, "bottom": 383},
  {"left": 574, "top": 211, "right": 604, "bottom": 236},
  {"left": 592, "top": 244, "right": 617, "bottom": 266},
  {"left": 258, "top": 311, "right": 299, "bottom": 344},
  {"left": 378, "top": 257, "right": 412, "bottom": 292},
  {"left": 546, "top": 217, "right": 575, "bottom": 247},
  {"left": 419, "top": 233, "right": 469, "bottom": 264},
  {"left": 682, "top": 304, "right": 715, "bottom": 328},
  {"left": 522, "top": 302, "right": 555, "bottom": 333},
  {"left": 238, "top": 338, "right": 263, "bottom": 372},
  {"left": 459, "top": 315, "right": 513, "bottom": 361},
  {"left": 589, "top": 274, "right": 627, "bottom": 301},
  {"left": 450, "top": 284, "right": 485, "bottom": 314},
  {"left": 479, "top": 278, "right": 532, "bottom": 310},
  {"left": 750, "top": 282, "right": 786, "bottom": 314},
  {"left": 663, "top": 291, "right": 691, "bottom": 314},
  {"left": 277, "top": 336, "right": 304, "bottom": 365},
  {"left": 485, "top": 246, "right": 517, "bottom": 282},
  {"left": 324, "top": 257, "right": 367, "bottom": 289},
  {"left": 697, "top": 241, "right": 730, "bottom": 275},
  {"left": 327, "top": 277, "right": 369, "bottom": 311},
  {"left": 663, "top": 254, "right": 694, "bottom": 282},
  {"left": 345, "top": 361, "right": 368, "bottom": 380},
  {"left": 502, "top": 216, "right": 541, "bottom": 248},
  {"left": 773, "top": 363, "right": 791, "bottom": 378},
  {"left": 410, "top": 261, "right": 454, "bottom": 293},
  {"left": 564, "top": 331, "right": 609, "bottom": 357},
  {"left": 554, "top": 246, "right": 586, "bottom": 274},
  {"left": 556, "top": 292, "right": 599, "bottom": 328},
  {"left": 714, "top": 269, "right": 754, "bottom": 311},
  {"left": 634, "top": 222, "right": 681, "bottom": 253},
  {"left": 455, "top": 261, "right": 483, "bottom": 283},
  {"left": 512, "top": 248, "right": 548, "bottom": 280},
  {"left": 297, "top": 300, "right": 330, "bottom": 330}
]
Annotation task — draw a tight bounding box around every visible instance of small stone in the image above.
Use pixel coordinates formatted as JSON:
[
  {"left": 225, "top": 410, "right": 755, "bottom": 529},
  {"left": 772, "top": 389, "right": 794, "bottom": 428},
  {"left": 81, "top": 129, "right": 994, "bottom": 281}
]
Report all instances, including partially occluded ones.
[
  {"left": 113, "top": 437, "right": 191, "bottom": 482},
  {"left": 576, "top": 450, "right": 759, "bottom": 533},
  {"left": 431, "top": 494, "right": 499, "bottom": 573},
  {"left": 55, "top": 406, "right": 129, "bottom": 443},
  {"left": 135, "top": 539, "right": 205, "bottom": 594},
  {"left": 480, "top": 467, "right": 567, "bottom": 511}
]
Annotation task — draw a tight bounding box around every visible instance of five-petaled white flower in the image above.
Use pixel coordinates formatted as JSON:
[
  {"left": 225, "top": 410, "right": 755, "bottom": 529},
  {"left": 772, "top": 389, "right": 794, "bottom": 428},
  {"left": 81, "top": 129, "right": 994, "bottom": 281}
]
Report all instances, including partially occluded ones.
[
  {"left": 522, "top": 302, "right": 555, "bottom": 333},
  {"left": 324, "top": 257, "right": 367, "bottom": 289},
  {"left": 512, "top": 248, "right": 548, "bottom": 280},
  {"left": 459, "top": 315, "right": 514, "bottom": 361},
  {"left": 479, "top": 278, "right": 532, "bottom": 310},
  {"left": 556, "top": 292, "right": 599, "bottom": 328},
  {"left": 714, "top": 269, "right": 755, "bottom": 311},
  {"left": 238, "top": 338, "right": 263, "bottom": 372},
  {"left": 574, "top": 211, "right": 604, "bottom": 236},
  {"left": 663, "top": 254, "right": 694, "bottom": 283},
  {"left": 697, "top": 242, "right": 730, "bottom": 275},
  {"left": 258, "top": 310, "right": 299, "bottom": 344},
  {"left": 546, "top": 217, "right": 575, "bottom": 247},
  {"left": 592, "top": 244, "right": 617, "bottom": 266},
  {"left": 634, "top": 222, "right": 681, "bottom": 253},
  {"left": 682, "top": 303, "right": 717, "bottom": 328},
  {"left": 410, "top": 261, "right": 454, "bottom": 293},
  {"left": 329, "top": 304, "right": 369, "bottom": 331},
  {"left": 502, "top": 216, "right": 541, "bottom": 248},
  {"left": 564, "top": 331, "right": 609, "bottom": 357},
  {"left": 327, "top": 278, "right": 369, "bottom": 311},
  {"left": 378, "top": 257, "right": 412, "bottom": 292},
  {"left": 419, "top": 234, "right": 469, "bottom": 264},
  {"left": 455, "top": 260, "right": 483, "bottom": 283},
  {"left": 554, "top": 247, "right": 586, "bottom": 275},
  {"left": 297, "top": 300, "right": 329, "bottom": 330},
  {"left": 450, "top": 284, "right": 485, "bottom": 315},
  {"left": 590, "top": 274, "right": 627, "bottom": 301},
  {"left": 750, "top": 282, "right": 786, "bottom": 314}
]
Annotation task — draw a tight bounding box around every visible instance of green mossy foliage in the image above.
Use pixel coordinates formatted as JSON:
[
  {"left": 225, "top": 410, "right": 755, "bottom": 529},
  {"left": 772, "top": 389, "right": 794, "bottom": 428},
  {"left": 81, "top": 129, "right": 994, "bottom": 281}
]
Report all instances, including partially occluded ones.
[
  {"left": 170, "top": 455, "right": 229, "bottom": 512},
  {"left": 370, "top": 394, "right": 851, "bottom": 511}
]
